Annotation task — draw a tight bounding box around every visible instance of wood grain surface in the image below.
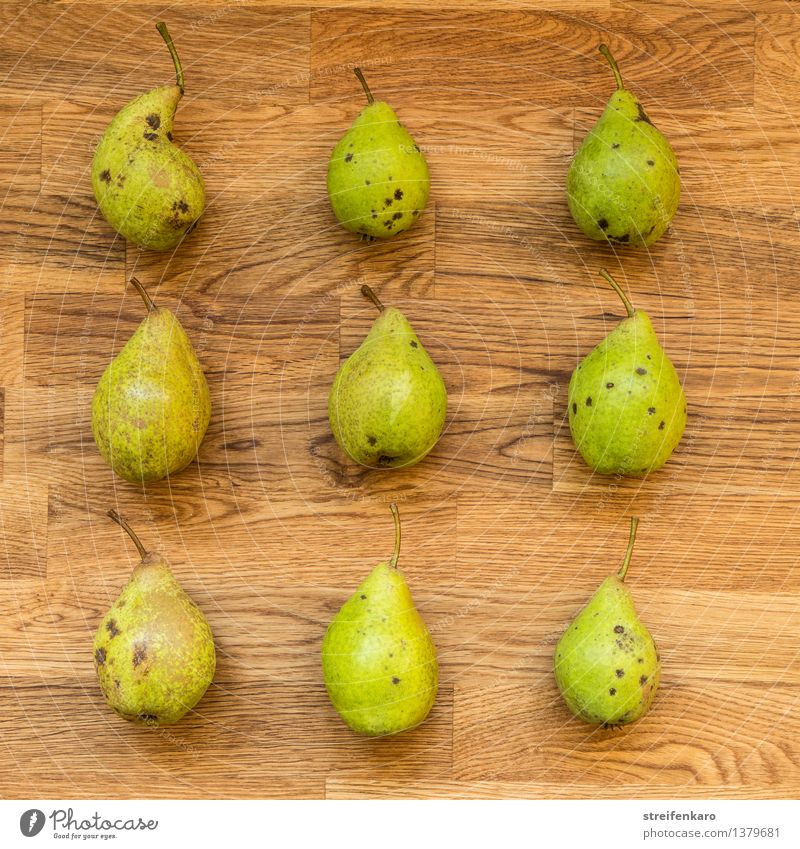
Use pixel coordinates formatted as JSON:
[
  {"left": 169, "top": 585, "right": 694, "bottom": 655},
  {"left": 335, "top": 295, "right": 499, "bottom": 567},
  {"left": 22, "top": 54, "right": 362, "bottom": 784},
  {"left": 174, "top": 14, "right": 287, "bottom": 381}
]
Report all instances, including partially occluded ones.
[{"left": 1, "top": 0, "right": 799, "bottom": 800}]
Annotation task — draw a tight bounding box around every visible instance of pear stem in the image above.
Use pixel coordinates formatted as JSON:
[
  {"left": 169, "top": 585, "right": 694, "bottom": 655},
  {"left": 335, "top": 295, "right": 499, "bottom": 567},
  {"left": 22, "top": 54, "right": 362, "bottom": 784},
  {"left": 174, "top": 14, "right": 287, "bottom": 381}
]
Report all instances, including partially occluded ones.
[
  {"left": 617, "top": 517, "right": 639, "bottom": 581},
  {"left": 156, "top": 22, "right": 185, "bottom": 94},
  {"left": 353, "top": 67, "right": 374, "bottom": 105},
  {"left": 130, "top": 277, "right": 157, "bottom": 313},
  {"left": 599, "top": 269, "right": 634, "bottom": 318},
  {"left": 389, "top": 503, "right": 401, "bottom": 569},
  {"left": 108, "top": 510, "right": 149, "bottom": 560},
  {"left": 361, "top": 284, "right": 385, "bottom": 313},
  {"left": 599, "top": 43, "right": 623, "bottom": 91}
]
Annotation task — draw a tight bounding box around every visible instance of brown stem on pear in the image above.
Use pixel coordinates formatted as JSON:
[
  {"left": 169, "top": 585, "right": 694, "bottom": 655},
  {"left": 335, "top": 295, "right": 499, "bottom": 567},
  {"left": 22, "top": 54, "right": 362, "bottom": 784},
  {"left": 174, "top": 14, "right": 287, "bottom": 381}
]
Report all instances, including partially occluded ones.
[
  {"left": 389, "top": 503, "right": 401, "bottom": 569},
  {"left": 107, "top": 510, "right": 149, "bottom": 560},
  {"left": 599, "top": 269, "right": 635, "bottom": 318},
  {"left": 130, "top": 277, "right": 157, "bottom": 313},
  {"left": 617, "top": 517, "right": 639, "bottom": 581},
  {"left": 361, "top": 284, "right": 385, "bottom": 313},
  {"left": 599, "top": 43, "right": 623, "bottom": 91},
  {"left": 156, "top": 22, "right": 185, "bottom": 94},
  {"left": 353, "top": 67, "right": 374, "bottom": 105}
]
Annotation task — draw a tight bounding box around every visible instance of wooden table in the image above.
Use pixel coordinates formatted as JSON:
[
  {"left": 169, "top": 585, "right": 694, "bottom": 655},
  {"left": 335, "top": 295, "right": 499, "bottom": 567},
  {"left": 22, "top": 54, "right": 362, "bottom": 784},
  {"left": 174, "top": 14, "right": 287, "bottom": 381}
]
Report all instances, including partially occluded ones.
[{"left": 1, "top": 0, "right": 798, "bottom": 800}]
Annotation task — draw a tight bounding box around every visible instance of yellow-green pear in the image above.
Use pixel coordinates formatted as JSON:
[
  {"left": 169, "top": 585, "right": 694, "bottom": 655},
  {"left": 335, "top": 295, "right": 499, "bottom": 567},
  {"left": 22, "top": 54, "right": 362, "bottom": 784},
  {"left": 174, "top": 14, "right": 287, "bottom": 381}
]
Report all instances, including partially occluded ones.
[
  {"left": 328, "top": 285, "right": 447, "bottom": 469},
  {"left": 567, "top": 44, "right": 680, "bottom": 247},
  {"left": 327, "top": 68, "right": 429, "bottom": 239},
  {"left": 554, "top": 517, "right": 660, "bottom": 726},
  {"left": 92, "top": 22, "right": 204, "bottom": 250},
  {"left": 94, "top": 511, "right": 216, "bottom": 725},
  {"left": 568, "top": 269, "right": 686, "bottom": 476},
  {"left": 91, "top": 277, "right": 211, "bottom": 483},
  {"left": 321, "top": 504, "right": 438, "bottom": 736}
]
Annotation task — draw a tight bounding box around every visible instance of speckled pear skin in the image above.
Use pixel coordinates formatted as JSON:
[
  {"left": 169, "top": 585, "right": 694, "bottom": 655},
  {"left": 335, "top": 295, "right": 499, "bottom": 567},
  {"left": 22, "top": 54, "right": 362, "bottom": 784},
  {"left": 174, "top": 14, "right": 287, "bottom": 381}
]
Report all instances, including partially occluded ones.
[
  {"left": 322, "top": 561, "right": 438, "bottom": 736},
  {"left": 568, "top": 275, "right": 686, "bottom": 476},
  {"left": 567, "top": 45, "right": 679, "bottom": 248},
  {"left": 327, "top": 70, "right": 429, "bottom": 239},
  {"left": 93, "top": 516, "right": 216, "bottom": 726},
  {"left": 91, "top": 23, "right": 204, "bottom": 251},
  {"left": 91, "top": 281, "right": 211, "bottom": 484},
  {"left": 328, "top": 296, "right": 447, "bottom": 469},
  {"left": 554, "top": 522, "right": 660, "bottom": 726}
]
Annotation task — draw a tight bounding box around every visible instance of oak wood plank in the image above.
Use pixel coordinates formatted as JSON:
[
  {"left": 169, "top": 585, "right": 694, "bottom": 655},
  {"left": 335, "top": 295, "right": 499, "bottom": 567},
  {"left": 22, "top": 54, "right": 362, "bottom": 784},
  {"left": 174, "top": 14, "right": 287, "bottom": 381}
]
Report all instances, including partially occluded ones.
[
  {"left": 453, "top": 680, "right": 800, "bottom": 785},
  {"left": 0, "top": 4, "right": 311, "bottom": 105},
  {"left": 327, "top": 778, "right": 800, "bottom": 800},
  {"left": 0, "top": 677, "right": 452, "bottom": 797},
  {"left": 310, "top": 9, "right": 754, "bottom": 110}
]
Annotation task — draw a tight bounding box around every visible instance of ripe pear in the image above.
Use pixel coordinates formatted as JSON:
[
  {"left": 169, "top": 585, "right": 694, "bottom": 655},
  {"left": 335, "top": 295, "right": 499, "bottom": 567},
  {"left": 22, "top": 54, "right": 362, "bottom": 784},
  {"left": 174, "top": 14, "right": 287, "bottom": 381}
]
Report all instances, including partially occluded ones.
[
  {"left": 92, "top": 22, "right": 204, "bottom": 250},
  {"left": 327, "top": 68, "right": 429, "bottom": 239},
  {"left": 568, "top": 269, "right": 686, "bottom": 476},
  {"left": 567, "top": 44, "right": 680, "bottom": 247},
  {"left": 322, "top": 504, "right": 438, "bottom": 736},
  {"left": 328, "top": 285, "right": 447, "bottom": 468},
  {"left": 94, "top": 511, "right": 216, "bottom": 725},
  {"left": 92, "top": 277, "right": 211, "bottom": 483},
  {"left": 554, "top": 518, "right": 660, "bottom": 726}
]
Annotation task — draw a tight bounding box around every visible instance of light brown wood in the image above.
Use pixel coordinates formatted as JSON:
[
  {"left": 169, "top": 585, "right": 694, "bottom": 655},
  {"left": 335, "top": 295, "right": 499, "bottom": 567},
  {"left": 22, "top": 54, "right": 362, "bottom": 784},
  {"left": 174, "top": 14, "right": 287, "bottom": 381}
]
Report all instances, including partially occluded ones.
[{"left": 1, "top": 1, "right": 799, "bottom": 800}]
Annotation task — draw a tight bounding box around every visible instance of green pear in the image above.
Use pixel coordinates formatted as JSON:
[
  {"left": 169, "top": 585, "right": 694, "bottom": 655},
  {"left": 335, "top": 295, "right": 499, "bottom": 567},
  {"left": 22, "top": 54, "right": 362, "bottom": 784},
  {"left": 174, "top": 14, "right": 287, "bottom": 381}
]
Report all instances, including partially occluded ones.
[
  {"left": 92, "top": 277, "right": 211, "bottom": 483},
  {"left": 568, "top": 269, "right": 686, "bottom": 476},
  {"left": 92, "top": 22, "right": 204, "bottom": 250},
  {"left": 327, "top": 68, "right": 429, "bottom": 239},
  {"left": 567, "top": 44, "right": 680, "bottom": 247},
  {"left": 322, "top": 504, "right": 438, "bottom": 736},
  {"left": 554, "top": 517, "right": 660, "bottom": 726},
  {"left": 328, "top": 285, "right": 447, "bottom": 468},
  {"left": 94, "top": 511, "right": 216, "bottom": 725}
]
